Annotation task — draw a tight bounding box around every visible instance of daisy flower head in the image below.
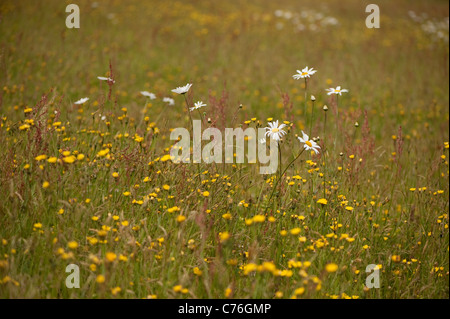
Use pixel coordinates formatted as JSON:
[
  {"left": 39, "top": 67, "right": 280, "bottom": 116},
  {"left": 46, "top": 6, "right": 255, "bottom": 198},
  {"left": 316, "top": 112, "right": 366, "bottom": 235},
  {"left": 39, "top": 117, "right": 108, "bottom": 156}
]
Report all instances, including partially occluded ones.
[
  {"left": 326, "top": 86, "right": 348, "bottom": 96},
  {"left": 298, "top": 131, "right": 320, "bottom": 154},
  {"left": 265, "top": 120, "right": 287, "bottom": 141},
  {"left": 171, "top": 83, "right": 192, "bottom": 95},
  {"left": 97, "top": 76, "right": 115, "bottom": 83},
  {"left": 163, "top": 97, "right": 175, "bottom": 105},
  {"left": 74, "top": 97, "right": 89, "bottom": 105},
  {"left": 190, "top": 101, "right": 206, "bottom": 112},
  {"left": 140, "top": 91, "right": 156, "bottom": 99},
  {"left": 293, "top": 66, "right": 317, "bottom": 80}
]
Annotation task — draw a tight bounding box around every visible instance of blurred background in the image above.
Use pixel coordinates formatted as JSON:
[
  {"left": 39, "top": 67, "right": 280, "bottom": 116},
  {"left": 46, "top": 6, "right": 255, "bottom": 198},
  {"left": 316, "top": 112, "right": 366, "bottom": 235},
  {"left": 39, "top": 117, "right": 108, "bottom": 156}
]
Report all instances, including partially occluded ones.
[{"left": 0, "top": 0, "right": 448, "bottom": 148}]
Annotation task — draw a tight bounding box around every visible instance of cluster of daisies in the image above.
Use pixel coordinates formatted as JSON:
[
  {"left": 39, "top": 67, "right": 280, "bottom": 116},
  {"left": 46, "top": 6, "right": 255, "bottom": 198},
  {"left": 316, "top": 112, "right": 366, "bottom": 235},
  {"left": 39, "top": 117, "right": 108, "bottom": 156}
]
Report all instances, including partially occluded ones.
[
  {"left": 169, "top": 83, "right": 207, "bottom": 112},
  {"left": 164, "top": 79, "right": 325, "bottom": 155},
  {"left": 292, "top": 66, "right": 349, "bottom": 96},
  {"left": 263, "top": 66, "right": 348, "bottom": 154},
  {"left": 265, "top": 121, "right": 320, "bottom": 154},
  {"left": 74, "top": 67, "right": 345, "bottom": 157},
  {"left": 72, "top": 75, "right": 199, "bottom": 108}
]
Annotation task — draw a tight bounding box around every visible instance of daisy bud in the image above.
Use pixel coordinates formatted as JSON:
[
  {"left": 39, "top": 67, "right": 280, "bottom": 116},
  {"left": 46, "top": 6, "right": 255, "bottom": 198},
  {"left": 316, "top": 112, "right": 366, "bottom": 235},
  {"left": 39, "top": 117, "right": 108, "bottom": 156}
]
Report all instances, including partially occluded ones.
[
  {"left": 239, "top": 104, "right": 243, "bottom": 109},
  {"left": 340, "top": 152, "right": 344, "bottom": 157},
  {"left": 207, "top": 118, "right": 211, "bottom": 123},
  {"left": 310, "top": 95, "right": 316, "bottom": 101},
  {"left": 354, "top": 122, "right": 359, "bottom": 127},
  {"left": 323, "top": 105, "right": 328, "bottom": 112}
]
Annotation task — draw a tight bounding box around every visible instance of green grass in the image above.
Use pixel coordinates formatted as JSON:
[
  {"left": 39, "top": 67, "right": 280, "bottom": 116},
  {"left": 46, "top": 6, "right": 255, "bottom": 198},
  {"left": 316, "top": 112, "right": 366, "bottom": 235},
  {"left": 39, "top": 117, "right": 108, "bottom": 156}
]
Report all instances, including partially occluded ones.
[{"left": 0, "top": 0, "right": 448, "bottom": 299}]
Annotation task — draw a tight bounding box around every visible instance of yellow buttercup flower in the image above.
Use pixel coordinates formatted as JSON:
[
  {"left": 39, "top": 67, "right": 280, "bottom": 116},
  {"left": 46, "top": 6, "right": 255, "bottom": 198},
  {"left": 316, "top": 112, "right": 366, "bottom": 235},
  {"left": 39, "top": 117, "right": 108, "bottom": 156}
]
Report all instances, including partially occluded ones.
[
  {"left": 325, "top": 263, "right": 338, "bottom": 273},
  {"left": 176, "top": 215, "right": 186, "bottom": 223},
  {"left": 96, "top": 275, "right": 105, "bottom": 284},
  {"left": 160, "top": 154, "right": 172, "bottom": 162},
  {"left": 35, "top": 155, "right": 47, "bottom": 161},
  {"left": 193, "top": 267, "right": 202, "bottom": 276},
  {"left": 68, "top": 241, "right": 78, "bottom": 249},
  {"left": 111, "top": 287, "right": 121, "bottom": 295},
  {"left": 252, "top": 215, "right": 266, "bottom": 223},
  {"left": 63, "top": 155, "right": 76, "bottom": 163},
  {"left": 96, "top": 148, "right": 110, "bottom": 157},
  {"left": 105, "top": 252, "right": 117, "bottom": 262},
  {"left": 219, "top": 231, "right": 230, "bottom": 243}
]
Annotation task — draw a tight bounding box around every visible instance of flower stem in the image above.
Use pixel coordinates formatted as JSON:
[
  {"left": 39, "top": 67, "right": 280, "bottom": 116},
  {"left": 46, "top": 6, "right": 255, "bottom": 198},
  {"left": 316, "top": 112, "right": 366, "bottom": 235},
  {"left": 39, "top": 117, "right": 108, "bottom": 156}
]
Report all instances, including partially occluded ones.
[
  {"left": 336, "top": 95, "right": 339, "bottom": 131},
  {"left": 323, "top": 121, "right": 327, "bottom": 201},
  {"left": 196, "top": 108, "right": 207, "bottom": 126},
  {"left": 265, "top": 147, "right": 306, "bottom": 212},
  {"left": 278, "top": 142, "right": 282, "bottom": 203},
  {"left": 304, "top": 78, "right": 308, "bottom": 121},
  {"left": 184, "top": 94, "right": 193, "bottom": 133},
  {"left": 309, "top": 99, "right": 315, "bottom": 137}
]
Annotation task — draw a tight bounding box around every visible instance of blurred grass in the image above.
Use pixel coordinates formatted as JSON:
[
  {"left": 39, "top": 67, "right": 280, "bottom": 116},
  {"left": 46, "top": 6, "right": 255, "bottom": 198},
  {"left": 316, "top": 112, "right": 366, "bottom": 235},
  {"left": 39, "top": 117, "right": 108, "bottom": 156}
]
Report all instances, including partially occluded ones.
[{"left": 0, "top": 0, "right": 448, "bottom": 299}]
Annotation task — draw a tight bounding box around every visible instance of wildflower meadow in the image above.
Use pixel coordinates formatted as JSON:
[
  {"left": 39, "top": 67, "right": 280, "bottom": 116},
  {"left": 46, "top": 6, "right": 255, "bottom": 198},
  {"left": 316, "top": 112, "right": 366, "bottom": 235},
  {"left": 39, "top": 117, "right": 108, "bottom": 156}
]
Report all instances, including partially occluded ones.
[{"left": 0, "top": 0, "right": 448, "bottom": 300}]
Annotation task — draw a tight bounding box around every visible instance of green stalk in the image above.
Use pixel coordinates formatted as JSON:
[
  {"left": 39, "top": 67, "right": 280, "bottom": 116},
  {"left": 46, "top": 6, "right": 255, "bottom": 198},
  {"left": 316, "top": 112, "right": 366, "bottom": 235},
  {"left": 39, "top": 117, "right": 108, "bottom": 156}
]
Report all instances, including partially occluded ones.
[
  {"left": 184, "top": 94, "right": 193, "bottom": 134},
  {"left": 265, "top": 147, "right": 306, "bottom": 212},
  {"left": 309, "top": 99, "right": 315, "bottom": 138},
  {"left": 304, "top": 78, "right": 308, "bottom": 121}
]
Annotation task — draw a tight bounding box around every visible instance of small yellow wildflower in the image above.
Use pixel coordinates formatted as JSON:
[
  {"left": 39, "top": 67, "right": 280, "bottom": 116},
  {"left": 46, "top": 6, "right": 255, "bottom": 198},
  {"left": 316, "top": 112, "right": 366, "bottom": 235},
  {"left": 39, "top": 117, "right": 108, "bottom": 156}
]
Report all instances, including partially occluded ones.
[
  {"left": 96, "top": 275, "right": 105, "bottom": 284},
  {"left": 193, "top": 267, "right": 202, "bottom": 276},
  {"left": 325, "top": 263, "right": 338, "bottom": 273},
  {"left": 219, "top": 231, "right": 230, "bottom": 243},
  {"left": 67, "top": 241, "right": 78, "bottom": 249},
  {"left": 105, "top": 252, "right": 117, "bottom": 262}
]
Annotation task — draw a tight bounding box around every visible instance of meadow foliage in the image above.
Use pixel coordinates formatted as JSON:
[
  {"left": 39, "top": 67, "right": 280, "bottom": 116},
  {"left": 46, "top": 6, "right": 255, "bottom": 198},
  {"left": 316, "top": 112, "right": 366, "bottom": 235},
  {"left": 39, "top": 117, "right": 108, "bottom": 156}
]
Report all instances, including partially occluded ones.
[{"left": 0, "top": 0, "right": 448, "bottom": 298}]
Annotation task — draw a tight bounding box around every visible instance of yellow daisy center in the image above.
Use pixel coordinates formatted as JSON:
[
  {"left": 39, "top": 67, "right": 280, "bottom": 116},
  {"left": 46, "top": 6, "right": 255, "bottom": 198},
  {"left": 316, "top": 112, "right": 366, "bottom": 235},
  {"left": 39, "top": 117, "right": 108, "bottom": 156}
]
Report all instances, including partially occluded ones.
[
  {"left": 302, "top": 72, "right": 308, "bottom": 76},
  {"left": 335, "top": 89, "right": 341, "bottom": 92},
  {"left": 305, "top": 141, "right": 312, "bottom": 147},
  {"left": 272, "top": 128, "right": 279, "bottom": 133}
]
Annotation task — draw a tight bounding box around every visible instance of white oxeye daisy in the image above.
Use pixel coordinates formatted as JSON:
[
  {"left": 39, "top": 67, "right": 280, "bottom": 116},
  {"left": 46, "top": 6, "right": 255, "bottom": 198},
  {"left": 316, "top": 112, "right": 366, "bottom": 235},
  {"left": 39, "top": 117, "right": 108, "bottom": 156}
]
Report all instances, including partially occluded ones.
[
  {"left": 163, "top": 97, "right": 175, "bottom": 105},
  {"left": 190, "top": 101, "right": 206, "bottom": 112},
  {"left": 293, "top": 66, "right": 317, "bottom": 80},
  {"left": 265, "top": 120, "right": 287, "bottom": 141},
  {"left": 298, "top": 131, "right": 321, "bottom": 154},
  {"left": 74, "top": 97, "right": 89, "bottom": 105},
  {"left": 97, "top": 76, "right": 115, "bottom": 83},
  {"left": 171, "top": 83, "right": 192, "bottom": 95},
  {"left": 326, "top": 86, "right": 348, "bottom": 96},
  {"left": 140, "top": 91, "right": 156, "bottom": 99}
]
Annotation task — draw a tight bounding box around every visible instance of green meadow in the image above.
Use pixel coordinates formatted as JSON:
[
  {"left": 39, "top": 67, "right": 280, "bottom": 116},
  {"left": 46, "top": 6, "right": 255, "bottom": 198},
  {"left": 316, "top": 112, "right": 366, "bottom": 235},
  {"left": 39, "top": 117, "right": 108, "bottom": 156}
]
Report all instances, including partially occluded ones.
[{"left": 0, "top": 0, "right": 448, "bottom": 298}]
